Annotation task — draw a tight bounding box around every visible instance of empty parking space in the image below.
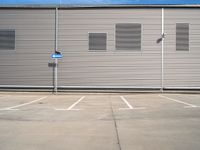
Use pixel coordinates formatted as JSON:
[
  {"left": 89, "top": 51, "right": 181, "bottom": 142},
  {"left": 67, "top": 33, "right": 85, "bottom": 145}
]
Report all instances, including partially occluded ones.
[
  {"left": 45, "top": 95, "right": 85, "bottom": 111},
  {"left": 75, "top": 95, "right": 111, "bottom": 110},
  {"left": 0, "top": 92, "right": 200, "bottom": 150},
  {"left": 0, "top": 95, "right": 48, "bottom": 111},
  {"left": 159, "top": 94, "right": 200, "bottom": 108},
  {"left": 0, "top": 95, "right": 10, "bottom": 99},
  {"left": 120, "top": 94, "right": 184, "bottom": 109}
]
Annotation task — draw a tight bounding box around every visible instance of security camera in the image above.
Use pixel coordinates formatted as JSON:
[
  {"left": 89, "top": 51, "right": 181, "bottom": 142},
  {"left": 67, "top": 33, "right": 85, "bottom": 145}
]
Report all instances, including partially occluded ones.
[
  {"left": 55, "top": 51, "right": 61, "bottom": 55},
  {"left": 162, "top": 33, "right": 167, "bottom": 38}
]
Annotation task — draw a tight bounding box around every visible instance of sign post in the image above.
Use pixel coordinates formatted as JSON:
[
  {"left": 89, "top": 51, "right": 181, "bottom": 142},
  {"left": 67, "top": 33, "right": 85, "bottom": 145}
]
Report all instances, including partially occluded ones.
[{"left": 51, "top": 52, "right": 62, "bottom": 94}]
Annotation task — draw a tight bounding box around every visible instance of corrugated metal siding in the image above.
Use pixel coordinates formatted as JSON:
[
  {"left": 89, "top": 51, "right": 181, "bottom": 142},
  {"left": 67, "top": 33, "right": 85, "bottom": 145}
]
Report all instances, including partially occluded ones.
[
  {"left": 0, "top": 9, "right": 55, "bottom": 86},
  {"left": 1, "top": 8, "right": 199, "bottom": 89},
  {"left": 164, "top": 8, "right": 200, "bottom": 87},
  {"left": 58, "top": 9, "right": 162, "bottom": 87}
]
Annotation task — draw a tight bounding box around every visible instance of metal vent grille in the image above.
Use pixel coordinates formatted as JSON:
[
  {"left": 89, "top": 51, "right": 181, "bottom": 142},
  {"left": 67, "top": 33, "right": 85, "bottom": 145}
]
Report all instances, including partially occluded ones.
[
  {"left": 0, "top": 30, "right": 15, "bottom": 50},
  {"left": 176, "top": 23, "right": 189, "bottom": 51},
  {"left": 89, "top": 33, "right": 107, "bottom": 50},
  {"left": 116, "top": 23, "right": 141, "bottom": 50}
]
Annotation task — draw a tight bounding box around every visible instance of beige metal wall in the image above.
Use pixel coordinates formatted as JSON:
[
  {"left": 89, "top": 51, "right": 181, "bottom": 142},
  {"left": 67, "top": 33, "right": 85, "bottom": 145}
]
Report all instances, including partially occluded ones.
[
  {"left": 1, "top": 8, "right": 199, "bottom": 89},
  {"left": 58, "top": 8, "right": 162, "bottom": 87},
  {"left": 164, "top": 8, "right": 200, "bottom": 88},
  {"left": 0, "top": 9, "right": 55, "bottom": 86}
]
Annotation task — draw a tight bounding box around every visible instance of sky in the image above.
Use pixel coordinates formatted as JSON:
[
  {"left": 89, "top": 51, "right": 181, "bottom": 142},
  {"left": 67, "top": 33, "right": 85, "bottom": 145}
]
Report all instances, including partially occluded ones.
[{"left": 0, "top": 0, "right": 200, "bottom": 5}]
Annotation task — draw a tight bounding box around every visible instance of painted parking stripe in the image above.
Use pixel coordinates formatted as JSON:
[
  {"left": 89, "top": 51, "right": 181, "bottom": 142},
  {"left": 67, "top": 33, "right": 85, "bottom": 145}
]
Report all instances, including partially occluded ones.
[
  {"left": 158, "top": 95, "right": 200, "bottom": 108},
  {"left": 54, "top": 96, "right": 85, "bottom": 111},
  {"left": 0, "top": 96, "right": 48, "bottom": 111},
  {"left": 119, "top": 96, "right": 145, "bottom": 110}
]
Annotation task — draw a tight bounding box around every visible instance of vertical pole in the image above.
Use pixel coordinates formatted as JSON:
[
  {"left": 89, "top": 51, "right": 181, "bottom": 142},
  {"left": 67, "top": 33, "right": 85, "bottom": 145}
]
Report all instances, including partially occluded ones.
[
  {"left": 54, "top": 59, "right": 58, "bottom": 93},
  {"left": 54, "top": 8, "right": 58, "bottom": 94},
  {"left": 161, "top": 8, "right": 164, "bottom": 92}
]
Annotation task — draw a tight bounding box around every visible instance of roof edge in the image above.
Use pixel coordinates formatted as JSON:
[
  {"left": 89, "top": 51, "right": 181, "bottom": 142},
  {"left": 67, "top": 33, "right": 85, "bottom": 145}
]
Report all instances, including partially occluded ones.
[{"left": 1, "top": 4, "right": 200, "bottom": 9}]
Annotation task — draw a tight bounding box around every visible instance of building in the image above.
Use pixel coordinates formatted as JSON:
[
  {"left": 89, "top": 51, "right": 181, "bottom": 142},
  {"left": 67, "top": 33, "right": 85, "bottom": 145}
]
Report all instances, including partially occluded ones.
[{"left": 0, "top": 1, "right": 200, "bottom": 91}]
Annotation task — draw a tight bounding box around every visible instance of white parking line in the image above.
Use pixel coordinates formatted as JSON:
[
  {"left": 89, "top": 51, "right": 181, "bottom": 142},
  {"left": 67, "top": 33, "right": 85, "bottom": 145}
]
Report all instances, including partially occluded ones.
[
  {"left": 119, "top": 96, "right": 145, "bottom": 110},
  {"left": 158, "top": 95, "right": 200, "bottom": 108},
  {"left": 54, "top": 96, "right": 85, "bottom": 111},
  {"left": 0, "top": 96, "right": 48, "bottom": 111}
]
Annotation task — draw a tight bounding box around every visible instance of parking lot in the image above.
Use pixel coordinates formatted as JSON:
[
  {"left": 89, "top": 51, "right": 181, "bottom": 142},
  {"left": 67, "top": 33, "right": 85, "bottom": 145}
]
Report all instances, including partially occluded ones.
[{"left": 0, "top": 92, "right": 200, "bottom": 150}]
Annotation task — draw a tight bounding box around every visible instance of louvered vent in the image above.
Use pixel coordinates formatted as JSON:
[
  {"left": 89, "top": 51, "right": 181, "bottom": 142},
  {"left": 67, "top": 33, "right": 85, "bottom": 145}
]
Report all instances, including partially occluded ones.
[
  {"left": 0, "top": 30, "right": 15, "bottom": 50},
  {"left": 116, "top": 23, "right": 141, "bottom": 50},
  {"left": 89, "top": 33, "right": 107, "bottom": 50},
  {"left": 176, "top": 23, "right": 189, "bottom": 51}
]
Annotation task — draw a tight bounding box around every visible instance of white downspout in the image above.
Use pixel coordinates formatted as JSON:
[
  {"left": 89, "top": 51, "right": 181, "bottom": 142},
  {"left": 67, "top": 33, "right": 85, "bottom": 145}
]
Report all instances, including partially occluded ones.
[{"left": 161, "top": 8, "right": 164, "bottom": 92}]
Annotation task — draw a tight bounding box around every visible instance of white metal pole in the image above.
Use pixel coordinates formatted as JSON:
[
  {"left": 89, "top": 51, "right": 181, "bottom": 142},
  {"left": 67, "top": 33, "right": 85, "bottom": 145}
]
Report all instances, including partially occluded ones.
[
  {"left": 54, "top": 8, "right": 58, "bottom": 93},
  {"left": 161, "top": 8, "right": 164, "bottom": 92},
  {"left": 54, "top": 59, "right": 58, "bottom": 93}
]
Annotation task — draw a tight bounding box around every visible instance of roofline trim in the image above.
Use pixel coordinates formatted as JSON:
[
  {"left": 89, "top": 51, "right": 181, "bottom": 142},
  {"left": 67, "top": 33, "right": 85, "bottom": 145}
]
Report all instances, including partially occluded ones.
[{"left": 1, "top": 4, "right": 200, "bottom": 9}]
